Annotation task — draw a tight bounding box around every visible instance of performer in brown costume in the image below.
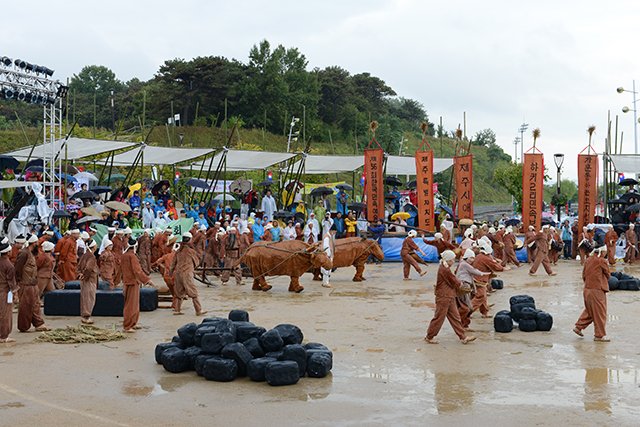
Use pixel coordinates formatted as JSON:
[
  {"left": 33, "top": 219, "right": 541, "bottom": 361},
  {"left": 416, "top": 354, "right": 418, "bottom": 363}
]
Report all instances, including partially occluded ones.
[
  {"left": 263, "top": 223, "right": 273, "bottom": 242},
  {"left": 571, "top": 219, "right": 579, "bottom": 259},
  {"left": 456, "top": 249, "right": 490, "bottom": 330},
  {"left": 239, "top": 228, "right": 252, "bottom": 256},
  {"left": 9, "top": 236, "right": 25, "bottom": 264},
  {"left": 191, "top": 225, "right": 206, "bottom": 266},
  {"left": 604, "top": 224, "right": 618, "bottom": 266},
  {"left": 99, "top": 240, "right": 118, "bottom": 290},
  {"left": 219, "top": 227, "right": 244, "bottom": 286},
  {"left": 500, "top": 226, "right": 521, "bottom": 267},
  {"left": 169, "top": 232, "right": 207, "bottom": 315},
  {"left": 15, "top": 234, "right": 50, "bottom": 332},
  {"left": 573, "top": 245, "right": 610, "bottom": 342},
  {"left": 439, "top": 224, "right": 451, "bottom": 244},
  {"left": 36, "top": 241, "right": 56, "bottom": 297},
  {"left": 549, "top": 227, "right": 562, "bottom": 265},
  {"left": 37, "top": 231, "right": 53, "bottom": 256},
  {"left": 77, "top": 240, "right": 99, "bottom": 324},
  {"left": 0, "top": 243, "right": 18, "bottom": 343},
  {"left": 401, "top": 230, "right": 427, "bottom": 280},
  {"left": 624, "top": 224, "right": 637, "bottom": 264},
  {"left": 152, "top": 244, "right": 178, "bottom": 310},
  {"left": 524, "top": 225, "right": 536, "bottom": 263},
  {"left": 111, "top": 229, "right": 125, "bottom": 285},
  {"left": 137, "top": 229, "right": 153, "bottom": 275},
  {"left": 494, "top": 225, "right": 505, "bottom": 260},
  {"left": 425, "top": 250, "right": 476, "bottom": 345},
  {"left": 58, "top": 229, "right": 80, "bottom": 283},
  {"left": 578, "top": 227, "right": 593, "bottom": 265},
  {"left": 472, "top": 242, "right": 509, "bottom": 317},
  {"left": 423, "top": 232, "right": 456, "bottom": 255},
  {"left": 121, "top": 238, "right": 155, "bottom": 332},
  {"left": 527, "top": 225, "right": 556, "bottom": 276}
]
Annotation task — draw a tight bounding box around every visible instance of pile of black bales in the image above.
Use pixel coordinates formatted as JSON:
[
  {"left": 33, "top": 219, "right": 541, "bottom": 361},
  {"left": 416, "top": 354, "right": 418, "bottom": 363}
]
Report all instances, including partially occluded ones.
[
  {"left": 609, "top": 271, "right": 640, "bottom": 291},
  {"left": 155, "top": 310, "right": 332, "bottom": 386},
  {"left": 494, "top": 295, "right": 553, "bottom": 333}
]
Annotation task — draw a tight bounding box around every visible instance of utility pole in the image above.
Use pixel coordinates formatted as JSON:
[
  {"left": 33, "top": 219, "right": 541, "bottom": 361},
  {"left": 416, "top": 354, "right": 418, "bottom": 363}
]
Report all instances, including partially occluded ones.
[{"left": 519, "top": 121, "right": 529, "bottom": 162}]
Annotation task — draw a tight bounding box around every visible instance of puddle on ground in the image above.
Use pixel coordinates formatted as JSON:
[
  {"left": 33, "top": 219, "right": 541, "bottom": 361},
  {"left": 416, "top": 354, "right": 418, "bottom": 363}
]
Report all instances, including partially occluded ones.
[
  {"left": 0, "top": 352, "right": 14, "bottom": 356},
  {"left": 0, "top": 402, "right": 24, "bottom": 410},
  {"left": 121, "top": 380, "right": 154, "bottom": 397},
  {"left": 559, "top": 368, "right": 640, "bottom": 385}
]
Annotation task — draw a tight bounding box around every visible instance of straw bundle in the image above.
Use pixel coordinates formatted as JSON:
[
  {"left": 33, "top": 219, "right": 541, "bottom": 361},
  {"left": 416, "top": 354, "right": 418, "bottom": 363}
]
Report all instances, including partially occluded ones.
[{"left": 35, "top": 324, "right": 128, "bottom": 344}]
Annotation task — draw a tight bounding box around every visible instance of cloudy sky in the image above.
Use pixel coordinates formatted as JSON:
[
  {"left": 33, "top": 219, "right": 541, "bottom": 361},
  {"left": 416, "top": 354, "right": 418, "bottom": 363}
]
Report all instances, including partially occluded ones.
[{"left": 4, "top": 0, "right": 640, "bottom": 181}]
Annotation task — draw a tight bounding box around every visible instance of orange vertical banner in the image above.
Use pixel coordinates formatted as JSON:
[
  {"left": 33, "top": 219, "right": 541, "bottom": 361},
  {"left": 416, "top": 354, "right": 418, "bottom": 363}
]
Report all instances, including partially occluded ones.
[
  {"left": 578, "top": 154, "right": 598, "bottom": 231},
  {"left": 415, "top": 150, "right": 435, "bottom": 231},
  {"left": 522, "top": 153, "right": 544, "bottom": 231},
  {"left": 364, "top": 148, "right": 384, "bottom": 221},
  {"left": 455, "top": 154, "right": 473, "bottom": 219}
]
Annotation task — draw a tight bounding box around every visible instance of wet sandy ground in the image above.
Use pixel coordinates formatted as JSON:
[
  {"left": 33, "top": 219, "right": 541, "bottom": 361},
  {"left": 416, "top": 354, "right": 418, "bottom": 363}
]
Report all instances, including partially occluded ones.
[{"left": 1, "top": 259, "right": 640, "bottom": 426}]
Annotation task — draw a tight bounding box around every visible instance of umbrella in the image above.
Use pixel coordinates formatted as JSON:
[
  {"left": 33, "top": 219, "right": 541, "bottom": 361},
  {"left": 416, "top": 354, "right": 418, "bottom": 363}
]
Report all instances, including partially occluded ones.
[
  {"left": 347, "top": 202, "right": 365, "bottom": 212},
  {"left": 541, "top": 216, "right": 556, "bottom": 226},
  {"left": 335, "top": 183, "right": 353, "bottom": 191},
  {"left": 309, "top": 186, "right": 334, "bottom": 197},
  {"left": 70, "top": 190, "right": 98, "bottom": 200},
  {"left": 127, "top": 183, "right": 141, "bottom": 198},
  {"left": 384, "top": 176, "right": 403, "bottom": 187},
  {"left": 607, "top": 198, "right": 628, "bottom": 205},
  {"left": 626, "top": 203, "right": 640, "bottom": 212},
  {"left": 90, "top": 186, "right": 113, "bottom": 194},
  {"left": 76, "top": 215, "right": 101, "bottom": 224},
  {"left": 0, "top": 155, "right": 19, "bottom": 171},
  {"left": 26, "top": 165, "right": 45, "bottom": 173},
  {"left": 285, "top": 180, "right": 303, "bottom": 190},
  {"left": 391, "top": 212, "right": 411, "bottom": 220},
  {"left": 142, "top": 178, "right": 155, "bottom": 192},
  {"left": 505, "top": 218, "right": 521, "bottom": 226},
  {"left": 619, "top": 178, "right": 638, "bottom": 186},
  {"left": 541, "top": 212, "right": 553, "bottom": 218},
  {"left": 257, "top": 180, "right": 275, "bottom": 187},
  {"left": 185, "top": 178, "right": 210, "bottom": 190},
  {"left": 214, "top": 193, "right": 236, "bottom": 201},
  {"left": 59, "top": 164, "right": 80, "bottom": 175},
  {"left": 274, "top": 210, "right": 295, "bottom": 219},
  {"left": 152, "top": 180, "right": 171, "bottom": 196},
  {"left": 74, "top": 171, "right": 99, "bottom": 182},
  {"left": 229, "top": 179, "right": 251, "bottom": 194},
  {"left": 104, "top": 173, "right": 126, "bottom": 184},
  {"left": 56, "top": 173, "right": 77, "bottom": 182},
  {"left": 405, "top": 179, "right": 417, "bottom": 189},
  {"left": 439, "top": 205, "right": 454, "bottom": 218},
  {"left": 619, "top": 192, "right": 638, "bottom": 203},
  {"left": 403, "top": 203, "right": 417, "bottom": 213},
  {"left": 81, "top": 207, "right": 102, "bottom": 217},
  {"left": 385, "top": 194, "right": 398, "bottom": 200},
  {"left": 105, "top": 201, "right": 132, "bottom": 212},
  {"left": 52, "top": 210, "right": 71, "bottom": 218}
]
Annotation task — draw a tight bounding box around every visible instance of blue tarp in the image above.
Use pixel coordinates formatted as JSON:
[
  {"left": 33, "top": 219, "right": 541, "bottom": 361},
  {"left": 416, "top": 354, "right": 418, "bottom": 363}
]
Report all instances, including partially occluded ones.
[{"left": 381, "top": 236, "right": 528, "bottom": 262}]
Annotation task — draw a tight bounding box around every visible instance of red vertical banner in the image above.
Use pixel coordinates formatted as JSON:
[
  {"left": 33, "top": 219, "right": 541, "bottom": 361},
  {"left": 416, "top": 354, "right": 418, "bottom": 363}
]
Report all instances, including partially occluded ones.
[
  {"left": 364, "top": 148, "right": 384, "bottom": 221},
  {"left": 522, "top": 153, "right": 544, "bottom": 231},
  {"left": 455, "top": 154, "right": 473, "bottom": 219},
  {"left": 578, "top": 154, "right": 598, "bottom": 231},
  {"left": 415, "top": 150, "right": 435, "bottom": 231}
]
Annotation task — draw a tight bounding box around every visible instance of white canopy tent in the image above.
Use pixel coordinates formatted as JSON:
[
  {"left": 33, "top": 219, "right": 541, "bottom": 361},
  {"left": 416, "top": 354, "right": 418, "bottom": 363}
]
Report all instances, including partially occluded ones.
[
  {"left": 608, "top": 154, "right": 640, "bottom": 174},
  {"left": 107, "top": 145, "right": 214, "bottom": 166},
  {"left": 385, "top": 155, "right": 454, "bottom": 175},
  {"left": 181, "top": 149, "right": 298, "bottom": 172},
  {"left": 3, "top": 137, "right": 137, "bottom": 161},
  {"left": 290, "top": 155, "right": 365, "bottom": 174}
]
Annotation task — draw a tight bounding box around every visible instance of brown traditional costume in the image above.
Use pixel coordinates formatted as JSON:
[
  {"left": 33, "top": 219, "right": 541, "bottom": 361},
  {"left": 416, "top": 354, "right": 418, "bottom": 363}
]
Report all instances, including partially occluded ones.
[
  {"left": 528, "top": 230, "right": 555, "bottom": 276},
  {"left": 425, "top": 262, "right": 469, "bottom": 342},
  {"left": 100, "top": 247, "right": 118, "bottom": 290},
  {"left": 401, "top": 235, "right": 425, "bottom": 279},
  {"left": 472, "top": 252, "right": 505, "bottom": 316},
  {"left": 500, "top": 231, "right": 521, "bottom": 267},
  {"left": 35, "top": 251, "right": 55, "bottom": 296},
  {"left": 169, "top": 240, "right": 204, "bottom": 314},
  {"left": 220, "top": 231, "right": 243, "bottom": 286},
  {"left": 0, "top": 254, "right": 18, "bottom": 342},
  {"left": 574, "top": 248, "right": 610, "bottom": 340},
  {"left": 152, "top": 251, "right": 177, "bottom": 309},
  {"left": 76, "top": 249, "right": 99, "bottom": 322},
  {"left": 624, "top": 227, "right": 637, "bottom": 264},
  {"left": 15, "top": 247, "right": 46, "bottom": 332},
  {"left": 137, "top": 233, "right": 152, "bottom": 275},
  {"left": 121, "top": 248, "right": 150, "bottom": 331},
  {"left": 604, "top": 228, "right": 618, "bottom": 266}
]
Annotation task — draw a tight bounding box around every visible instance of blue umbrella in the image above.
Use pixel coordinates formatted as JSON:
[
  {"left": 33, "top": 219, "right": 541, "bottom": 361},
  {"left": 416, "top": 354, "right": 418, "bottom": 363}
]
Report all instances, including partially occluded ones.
[
  {"left": 0, "top": 155, "right": 19, "bottom": 171},
  {"left": 439, "top": 204, "right": 454, "bottom": 218},
  {"left": 185, "top": 178, "right": 210, "bottom": 189},
  {"left": 56, "top": 173, "right": 77, "bottom": 182}
]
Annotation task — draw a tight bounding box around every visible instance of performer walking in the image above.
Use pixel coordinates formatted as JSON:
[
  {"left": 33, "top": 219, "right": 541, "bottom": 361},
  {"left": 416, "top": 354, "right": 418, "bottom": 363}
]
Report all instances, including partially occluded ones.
[
  {"left": 500, "top": 226, "right": 521, "bottom": 267},
  {"left": 524, "top": 225, "right": 536, "bottom": 263},
  {"left": 401, "top": 230, "right": 427, "bottom": 281},
  {"left": 624, "top": 224, "right": 637, "bottom": 265},
  {"left": 152, "top": 243, "right": 178, "bottom": 310},
  {"left": 169, "top": 232, "right": 207, "bottom": 315},
  {"left": 121, "top": 238, "right": 156, "bottom": 332},
  {"left": 424, "top": 250, "right": 476, "bottom": 345},
  {"left": 36, "top": 241, "right": 56, "bottom": 297},
  {"left": 573, "top": 245, "right": 610, "bottom": 342},
  {"left": 527, "top": 225, "right": 556, "bottom": 276},
  {"left": 76, "top": 240, "right": 99, "bottom": 324},
  {"left": 137, "top": 229, "right": 152, "bottom": 275},
  {"left": 604, "top": 224, "right": 618, "bottom": 266},
  {"left": 472, "top": 242, "right": 509, "bottom": 317},
  {"left": 0, "top": 243, "right": 18, "bottom": 343},
  {"left": 456, "top": 249, "right": 490, "bottom": 331},
  {"left": 15, "top": 234, "right": 50, "bottom": 333},
  {"left": 99, "top": 240, "right": 118, "bottom": 290},
  {"left": 219, "top": 228, "right": 244, "bottom": 287}
]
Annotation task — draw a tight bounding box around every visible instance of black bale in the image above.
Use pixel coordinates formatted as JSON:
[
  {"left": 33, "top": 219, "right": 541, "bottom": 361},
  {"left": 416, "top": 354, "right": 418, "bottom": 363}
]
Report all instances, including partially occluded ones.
[
  {"left": 184, "top": 346, "right": 203, "bottom": 370},
  {"left": 520, "top": 306, "right": 538, "bottom": 320},
  {"left": 195, "top": 355, "right": 219, "bottom": 377},
  {"left": 155, "top": 342, "right": 180, "bottom": 364},
  {"left": 247, "top": 357, "right": 278, "bottom": 382},
  {"left": 491, "top": 279, "right": 504, "bottom": 290},
  {"left": 236, "top": 325, "right": 267, "bottom": 343},
  {"left": 511, "top": 303, "right": 536, "bottom": 321},
  {"left": 201, "top": 332, "right": 234, "bottom": 354},
  {"left": 177, "top": 323, "right": 198, "bottom": 348},
  {"left": 283, "top": 344, "right": 307, "bottom": 377},
  {"left": 161, "top": 347, "right": 190, "bottom": 373},
  {"left": 518, "top": 318, "right": 537, "bottom": 332},
  {"left": 221, "top": 343, "right": 253, "bottom": 376},
  {"left": 304, "top": 342, "right": 329, "bottom": 351},
  {"left": 509, "top": 295, "right": 535, "bottom": 306},
  {"left": 260, "top": 329, "right": 284, "bottom": 352},
  {"left": 243, "top": 338, "right": 265, "bottom": 358},
  {"left": 265, "top": 350, "right": 284, "bottom": 361},
  {"left": 535, "top": 311, "right": 553, "bottom": 331},
  {"left": 608, "top": 276, "right": 619, "bottom": 291},
  {"left": 265, "top": 361, "right": 300, "bottom": 386},
  {"left": 229, "top": 309, "right": 250, "bottom": 322},
  {"left": 307, "top": 353, "right": 332, "bottom": 378},
  {"left": 194, "top": 326, "right": 216, "bottom": 348},
  {"left": 494, "top": 314, "right": 514, "bottom": 333},
  {"left": 214, "top": 319, "right": 238, "bottom": 342},
  {"left": 203, "top": 357, "right": 238, "bottom": 382},
  {"left": 273, "top": 324, "right": 303, "bottom": 345}
]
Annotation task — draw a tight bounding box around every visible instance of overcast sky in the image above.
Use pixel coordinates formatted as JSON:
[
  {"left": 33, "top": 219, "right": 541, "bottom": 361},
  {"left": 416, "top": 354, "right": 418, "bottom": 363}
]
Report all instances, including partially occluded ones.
[{"left": 4, "top": 0, "right": 640, "bottom": 182}]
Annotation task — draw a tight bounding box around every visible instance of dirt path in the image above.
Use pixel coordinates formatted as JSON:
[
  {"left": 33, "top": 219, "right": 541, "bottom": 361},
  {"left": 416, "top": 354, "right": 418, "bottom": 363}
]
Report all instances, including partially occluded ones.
[{"left": 0, "top": 260, "right": 639, "bottom": 426}]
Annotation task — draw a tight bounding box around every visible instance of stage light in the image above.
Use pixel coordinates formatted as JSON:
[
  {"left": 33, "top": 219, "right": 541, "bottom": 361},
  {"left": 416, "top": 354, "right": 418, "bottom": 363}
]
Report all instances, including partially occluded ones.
[
  {"left": 0, "top": 57, "right": 11, "bottom": 67},
  {"left": 45, "top": 97, "right": 56, "bottom": 106},
  {"left": 25, "top": 62, "right": 35, "bottom": 72},
  {"left": 14, "top": 59, "right": 26, "bottom": 69},
  {"left": 24, "top": 92, "right": 34, "bottom": 103},
  {"left": 56, "top": 85, "right": 68, "bottom": 98},
  {"left": 36, "top": 94, "right": 44, "bottom": 104},
  {"left": 43, "top": 67, "right": 54, "bottom": 77},
  {"left": 4, "top": 88, "right": 13, "bottom": 99},
  {"left": 16, "top": 91, "right": 25, "bottom": 101}
]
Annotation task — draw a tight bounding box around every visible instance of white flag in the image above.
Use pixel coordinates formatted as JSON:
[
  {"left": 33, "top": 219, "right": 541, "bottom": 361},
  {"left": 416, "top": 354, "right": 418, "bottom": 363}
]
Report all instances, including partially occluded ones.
[
  {"left": 168, "top": 117, "right": 172, "bottom": 124},
  {"left": 174, "top": 114, "right": 180, "bottom": 121}
]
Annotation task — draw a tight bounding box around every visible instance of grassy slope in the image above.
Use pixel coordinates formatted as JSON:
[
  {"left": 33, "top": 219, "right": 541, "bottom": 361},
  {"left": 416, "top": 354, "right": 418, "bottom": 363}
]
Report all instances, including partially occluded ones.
[{"left": 0, "top": 125, "right": 512, "bottom": 204}]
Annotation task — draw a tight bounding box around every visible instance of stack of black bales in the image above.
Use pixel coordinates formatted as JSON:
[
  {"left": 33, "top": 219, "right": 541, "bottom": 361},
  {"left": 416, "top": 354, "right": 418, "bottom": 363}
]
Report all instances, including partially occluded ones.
[
  {"left": 155, "top": 310, "right": 333, "bottom": 386},
  {"left": 609, "top": 271, "right": 640, "bottom": 291},
  {"left": 494, "top": 295, "right": 553, "bottom": 333},
  {"left": 491, "top": 279, "right": 504, "bottom": 290}
]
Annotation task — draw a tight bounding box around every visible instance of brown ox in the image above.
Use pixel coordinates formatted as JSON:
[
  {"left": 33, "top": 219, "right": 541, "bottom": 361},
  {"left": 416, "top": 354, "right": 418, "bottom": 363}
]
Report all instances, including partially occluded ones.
[
  {"left": 313, "top": 237, "right": 385, "bottom": 282},
  {"left": 233, "top": 240, "right": 332, "bottom": 292}
]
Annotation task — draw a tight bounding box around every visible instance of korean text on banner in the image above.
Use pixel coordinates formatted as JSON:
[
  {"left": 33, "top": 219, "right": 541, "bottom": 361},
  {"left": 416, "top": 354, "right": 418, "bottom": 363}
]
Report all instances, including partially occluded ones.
[
  {"left": 364, "top": 148, "right": 384, "bottom": 222},
  {"left": 455, "top": 154, "right": 473, "bottom": 219},
  {"left": 415, "top": 150, "right": 435, "bottom": 231},
  {"left": 578, "top": 154, "right": 597, "bottom": 231},
  {"left": 522, "top": 153, "right": 544, "bottom": 231}
]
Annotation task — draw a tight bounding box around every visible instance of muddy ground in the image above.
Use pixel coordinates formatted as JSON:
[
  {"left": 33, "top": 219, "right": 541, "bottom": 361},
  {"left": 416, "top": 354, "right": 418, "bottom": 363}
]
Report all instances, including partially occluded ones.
[{"left": 1, "top": 259, "right": 639, "bottom": 426}]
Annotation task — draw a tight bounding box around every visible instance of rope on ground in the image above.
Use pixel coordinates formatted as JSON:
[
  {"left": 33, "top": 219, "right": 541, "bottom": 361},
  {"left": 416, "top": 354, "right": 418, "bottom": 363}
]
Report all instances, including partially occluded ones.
[{"left": 35, "top": 324, "right": 128, "bottom": 344}]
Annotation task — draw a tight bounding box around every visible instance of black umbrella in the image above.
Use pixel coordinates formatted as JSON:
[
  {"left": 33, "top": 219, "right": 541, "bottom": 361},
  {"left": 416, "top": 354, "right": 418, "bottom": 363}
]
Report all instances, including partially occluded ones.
[
  {"left": 626, "top": 203, "right": 640, "bottom": 212},
  {"left": 309, "top": 186, "right": 334, "bottom": 197},
  {"left": 274, "top": 210, "right": 295, "bottom": 219},
  {"left": 71, "top": 190, "right": 98, "bottom": 200},
  {"left": 152, "top": 180, "right": 171, "bottom": 196},
  {"left": 0, "top": 155, "right": 19, "bottom": 171},
  {"left": 619, "top": 178, "right": 638, "bottom": 186},
  {"left": 607, "top": 198, "right": 628, "bottom": 205},
  {"left": 26, "top": 165, "right": 45, "bottom": 173},
  {"left": 257, "top": 180, "right": 275, "bottom": 187},
  {"left": 385, "top": 194, "right": 397, "bottom": 200},
  {"left": 90, "top": 186, "right": 113, "bottom": 194},
  {"left": 185, "top": 178, "right": 210, "bottom": 190},
  {"left": 405, "top": 179, "right": 417, "bottom": 189},
  {"left": 52, "top": 210, "right": 71, "bottom": 218},
  {"left": 619, "top": 192, "right": 638, "bottom": 203},
  {"left": 335, "top": 183, "right": 353, "bottom": 191},
  {"left": 347, "top": 202, "right": 365, "bottom": 213},
  {"left": 541, "top": 216, "right": 556, "bottom": 226},
  {"left": 403, "top": 203, "right": 417, "bottom": 213},
  {"left": 109, "top": 186, "right": 126, "bottom": 202},
  {"left": 439, "top": 205, "right": 454, "bottom": 218},
  {"left": 384, "top": 176, "right": 403, "bottom": 187},
  {"left": 505, "top": 218, "right": 521, "bottom": 226}
]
